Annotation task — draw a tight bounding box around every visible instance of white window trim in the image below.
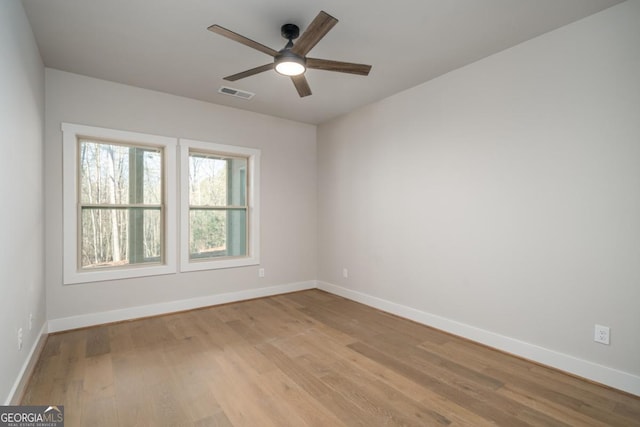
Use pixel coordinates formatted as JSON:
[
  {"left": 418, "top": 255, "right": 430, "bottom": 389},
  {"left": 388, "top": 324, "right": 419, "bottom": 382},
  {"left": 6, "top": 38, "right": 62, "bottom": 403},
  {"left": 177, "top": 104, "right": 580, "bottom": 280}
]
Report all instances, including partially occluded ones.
[
  {"left": 62, "top": 123, "right": 177, "bottom": 284},
  {"left": 179, "top": 138, "right": 260, "bottom": 272}
]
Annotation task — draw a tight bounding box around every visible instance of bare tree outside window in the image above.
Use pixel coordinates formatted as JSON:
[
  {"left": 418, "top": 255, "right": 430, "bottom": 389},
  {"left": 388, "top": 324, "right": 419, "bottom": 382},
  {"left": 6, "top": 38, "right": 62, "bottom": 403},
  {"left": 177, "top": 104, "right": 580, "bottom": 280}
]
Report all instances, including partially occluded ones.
[
  {"left": 79, "top": 139, "right": 163, "bottom": 269},
  {"left": 188, "top": 152, "right": 248, "bottom": 260}
]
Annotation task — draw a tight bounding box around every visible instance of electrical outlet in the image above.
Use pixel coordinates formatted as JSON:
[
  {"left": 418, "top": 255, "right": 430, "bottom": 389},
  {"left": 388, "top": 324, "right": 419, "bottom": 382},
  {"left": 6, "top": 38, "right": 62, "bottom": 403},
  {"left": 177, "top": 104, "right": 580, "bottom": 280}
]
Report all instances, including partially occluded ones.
[
  {"left": 258, "top": 268, "right": 265, "bottom": 278},
  {"left": 29, "top": 313, "right": 33, "bottom": 331},
  {"left": 594, "top": 324, "right": 610, "bottom": 345},
  {"left": 342, "top": 268, "right": 349, "bottom": 278},
  {"left": 18, "top": 328, "right": 23, "bottom": 351}
]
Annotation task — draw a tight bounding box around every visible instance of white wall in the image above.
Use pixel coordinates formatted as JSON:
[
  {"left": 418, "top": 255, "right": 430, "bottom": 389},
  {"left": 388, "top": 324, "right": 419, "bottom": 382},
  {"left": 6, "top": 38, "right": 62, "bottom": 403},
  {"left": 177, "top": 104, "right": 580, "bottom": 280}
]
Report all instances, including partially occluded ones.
[
  {"left": 318, "top": 0, "right": 640, "bottom": 392},
  {"left": 0, "top": 1, "right": 46, "bottom": 403},
  {"left": 44, "top": 69, "right": 317, "bottom": 323}
]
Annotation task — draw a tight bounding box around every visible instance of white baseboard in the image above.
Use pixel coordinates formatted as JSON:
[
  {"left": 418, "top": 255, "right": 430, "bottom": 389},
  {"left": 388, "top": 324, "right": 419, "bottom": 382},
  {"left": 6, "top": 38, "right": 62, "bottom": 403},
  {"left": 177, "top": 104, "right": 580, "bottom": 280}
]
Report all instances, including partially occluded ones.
[
  {"left": 5, "top": 322, "right": 48, "bottom": 405},
  {"left": 317, "top": 281, "right": 640, "bottom": 397},
  {"left": 48, "top": 281, "right": 316, "bottom": 333}
]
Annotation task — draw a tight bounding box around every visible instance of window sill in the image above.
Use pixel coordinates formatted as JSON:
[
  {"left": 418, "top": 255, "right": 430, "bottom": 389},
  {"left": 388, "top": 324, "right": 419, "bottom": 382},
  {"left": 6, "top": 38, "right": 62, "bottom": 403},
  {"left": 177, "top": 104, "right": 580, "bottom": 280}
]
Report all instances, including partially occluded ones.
[
  {"left": 63, "top": 264, "right": 176, "bottom": 285},
  {"left": 179, "top": 255, "right": 260, "bottom": 273}
]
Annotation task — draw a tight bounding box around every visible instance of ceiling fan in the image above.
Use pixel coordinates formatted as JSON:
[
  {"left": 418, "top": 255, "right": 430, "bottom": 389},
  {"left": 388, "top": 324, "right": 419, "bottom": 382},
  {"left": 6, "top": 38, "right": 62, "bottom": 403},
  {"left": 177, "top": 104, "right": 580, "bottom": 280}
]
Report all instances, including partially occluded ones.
[{"left": 208, "top": 11, "right": 372, "bottom": 98}]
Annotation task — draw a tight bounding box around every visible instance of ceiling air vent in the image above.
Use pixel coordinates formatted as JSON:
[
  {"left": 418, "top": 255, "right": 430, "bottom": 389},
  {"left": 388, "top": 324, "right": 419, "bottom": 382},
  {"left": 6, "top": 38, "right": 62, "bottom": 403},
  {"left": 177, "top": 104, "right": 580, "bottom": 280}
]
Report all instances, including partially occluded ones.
[{"left": 218, "top": 86, "right": 255, "bottom": 100}]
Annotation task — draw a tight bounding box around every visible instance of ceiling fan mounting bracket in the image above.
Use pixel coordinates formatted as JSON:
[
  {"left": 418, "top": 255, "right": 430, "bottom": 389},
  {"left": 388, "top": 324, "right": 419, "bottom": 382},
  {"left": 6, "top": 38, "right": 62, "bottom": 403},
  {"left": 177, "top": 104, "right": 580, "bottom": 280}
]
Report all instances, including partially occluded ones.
[{"left": 281, "top": 24, "right": 300, "bottom": 41}]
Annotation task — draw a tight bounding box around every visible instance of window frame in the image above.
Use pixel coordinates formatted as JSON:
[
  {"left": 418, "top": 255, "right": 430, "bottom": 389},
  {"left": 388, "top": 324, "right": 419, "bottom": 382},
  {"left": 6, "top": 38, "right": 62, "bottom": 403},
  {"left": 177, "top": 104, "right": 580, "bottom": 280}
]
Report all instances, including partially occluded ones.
[
  {"left": 62, "top": 123, "right": 177, "bottom": 284},
  {"left": 179, "top": 138, "right": 260, "bottom": 272}
]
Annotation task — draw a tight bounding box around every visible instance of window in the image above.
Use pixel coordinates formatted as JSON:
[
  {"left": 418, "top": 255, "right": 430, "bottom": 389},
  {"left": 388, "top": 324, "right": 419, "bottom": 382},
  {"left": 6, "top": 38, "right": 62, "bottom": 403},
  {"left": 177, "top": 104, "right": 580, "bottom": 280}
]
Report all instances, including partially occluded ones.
[
  {"left": 63, "top": 125, "right": 258, "bottom": 283},
  {"left": 79, "top": 141, "right": 163, "bottom": 268},
  {"left": 180, "top": 139, "right": 260, "bottom": 271},
  {"left": 187, "top": 153, "right": 247, "bottom": 259},
  {"left": 63, "top": 123, "right": 177, "bottom": 284}
]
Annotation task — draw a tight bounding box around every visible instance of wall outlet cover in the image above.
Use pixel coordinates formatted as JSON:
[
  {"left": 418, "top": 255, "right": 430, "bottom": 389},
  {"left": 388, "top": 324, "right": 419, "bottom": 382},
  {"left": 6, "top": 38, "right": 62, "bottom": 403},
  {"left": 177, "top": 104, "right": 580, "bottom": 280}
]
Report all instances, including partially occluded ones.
[{"left": 594, "top": 324, "right": 610, "bottom": 345}]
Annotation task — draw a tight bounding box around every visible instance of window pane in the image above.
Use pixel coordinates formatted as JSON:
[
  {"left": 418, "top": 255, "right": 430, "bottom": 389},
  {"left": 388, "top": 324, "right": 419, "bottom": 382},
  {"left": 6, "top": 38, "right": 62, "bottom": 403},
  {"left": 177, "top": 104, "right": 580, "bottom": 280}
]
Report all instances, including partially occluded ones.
[
  {"left": 230, "top": 162, "right": 247, "bottom": 206},
  {"left": 79, "top": 140, "right": 162, "bottom": 205},
  {"left": 189, "top": 154, "right": 247, "bottom": 206},
  {"left": 226, "top": 209, "right": 247, "bottom": 256},
  {"left": 80, "top": 208, "right": 162, "bottom": 269},
  {"left": 189, "top": 209, "right": 246, "bottom": 260},
  {"left": 142, "top": 150, "right": 162, "bottom": 204}
]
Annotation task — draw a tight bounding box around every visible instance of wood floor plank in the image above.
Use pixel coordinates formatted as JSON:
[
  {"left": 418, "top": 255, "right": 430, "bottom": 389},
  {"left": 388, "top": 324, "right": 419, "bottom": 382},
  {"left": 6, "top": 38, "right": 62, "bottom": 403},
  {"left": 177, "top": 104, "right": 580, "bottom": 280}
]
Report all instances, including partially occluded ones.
[
  {"left": 209, "top": 346, "right": 303, "bottom": 426},
  {"left": 368, "top": 331, "right": 505, "bottom": 391},
  {"left": 256, "top": 342, "right": 334, "bottom": 399},
  {"left": 112, "top": 351, "right": 155, "bottom": 426},
  {"left": 497, "top": 385, "right": 611, "bottom": 427},
  {"left": 264, "top": 297, "right": 355, "bottom": 339},
  {"left": 81, "top": 395, "right": 118, "bottom": 427},
  {"left": 325, "top": 357, "right": 453, "bottom": 425},
  {"left": 165, "top": 312, "right": 204, "bottom": 341},
  {"left": 194, "top": 411, "right": 234, "bottom": 427},
  {"left": 148, "top": 378, "right": 191, "bottom": 426},
  {"left": 21, "top": 290, "right": 640, "bottom": 426},
  {"left": 295, "top": 344, "right": 493, "bottom": 426},
  {"left": 258, "top": 369, "right": 349, "bottom": 427},
  {"left": 40, "top": 333, "right": 62, "bottom": 359},
  {"left": 434, "top": 338, "right": 639, "bottom": 424},
  {"left": 348, "top": 340, "right": 536, "bottom": 426},
  {"left": 225, "top": 318, "right": 269, "bottom": 345},
  {"left": 226, "top": 339, "right": 277, "bottom": 375},
  {"left": 22, "top": 351, "right": 62, "bottom": 404},
  {"left": 234, "top": 299, "right": 315, "bottom": 341},
  {"left": 128, "top": 316, "right": 175, "bottom": 350},
  {"left": 282, "top": 289, "right": 335, "bottom": 307},
  {"left": 85, "top": 325, "right": 111, "bottom": 357},
  {"left": 58, "top": 379, "right": 84, "bottom": 427},
  {"left": 280, "top": 326, "right": 482, "bottom": 425},
  {"left": 180, "top": 381, "right": 223, "bottom": 424},
  {"left": 107, "top": 322, "right": 135, "bottom": 354},
  {"left": 299, "top": 304, "right": 380, "bottom": 340},
  {"left": 82, "top": 353, "right": 114, "bottom": 400},
  {"left": 191, "top": 309, "right": 244, "bottom": 349}
]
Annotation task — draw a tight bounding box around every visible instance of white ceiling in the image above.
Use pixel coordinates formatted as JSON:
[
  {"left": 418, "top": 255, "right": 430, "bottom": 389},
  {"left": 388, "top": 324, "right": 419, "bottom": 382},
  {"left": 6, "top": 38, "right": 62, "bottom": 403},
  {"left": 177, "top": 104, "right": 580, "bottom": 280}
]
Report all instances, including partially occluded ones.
[{"left": 22, "top": 0, "right": 624, "bottom": 124}]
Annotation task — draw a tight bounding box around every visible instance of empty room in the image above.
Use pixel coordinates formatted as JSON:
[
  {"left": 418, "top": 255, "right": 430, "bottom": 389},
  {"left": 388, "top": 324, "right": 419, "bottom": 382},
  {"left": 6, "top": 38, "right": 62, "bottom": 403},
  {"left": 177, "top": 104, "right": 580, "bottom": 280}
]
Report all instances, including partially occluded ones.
[{"left": 2, "top": 0, "right": 639, "bottom": 425}]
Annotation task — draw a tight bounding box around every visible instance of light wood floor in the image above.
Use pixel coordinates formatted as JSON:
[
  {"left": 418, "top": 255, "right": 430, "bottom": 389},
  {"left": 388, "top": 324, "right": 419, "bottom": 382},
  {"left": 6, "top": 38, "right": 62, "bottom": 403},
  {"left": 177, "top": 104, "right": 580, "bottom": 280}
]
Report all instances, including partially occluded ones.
[{"left": 22, "top": 290, "right": 639, "bottom": 426}]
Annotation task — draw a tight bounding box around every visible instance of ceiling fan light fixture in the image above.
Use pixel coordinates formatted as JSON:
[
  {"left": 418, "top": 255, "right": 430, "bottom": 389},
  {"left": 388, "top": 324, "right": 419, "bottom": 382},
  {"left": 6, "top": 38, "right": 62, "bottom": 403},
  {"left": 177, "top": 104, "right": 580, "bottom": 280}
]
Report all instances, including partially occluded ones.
[{"left": 274, "top": 51, "right": 306, "bottom": 76}]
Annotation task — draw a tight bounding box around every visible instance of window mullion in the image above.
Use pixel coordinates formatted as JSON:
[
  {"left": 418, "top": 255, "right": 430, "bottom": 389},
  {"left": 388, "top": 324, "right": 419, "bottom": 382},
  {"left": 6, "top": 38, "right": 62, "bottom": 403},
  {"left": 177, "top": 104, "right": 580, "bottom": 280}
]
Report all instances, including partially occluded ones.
[{"left": 129, "top": 147, "right": 145, "bottom": 264}]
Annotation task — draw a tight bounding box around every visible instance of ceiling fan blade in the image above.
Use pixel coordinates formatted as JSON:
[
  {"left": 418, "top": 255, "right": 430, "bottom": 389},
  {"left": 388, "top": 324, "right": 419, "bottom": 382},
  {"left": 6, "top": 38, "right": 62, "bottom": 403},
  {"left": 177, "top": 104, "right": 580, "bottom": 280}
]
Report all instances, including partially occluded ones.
[
  {"left": 223, "top": 63, "right": 274, "bottom": 81},
  {"left": 208, "top": 24, "right": 278, "bottom": 57},
  {"left": 306, "top": 58, "right": 371, "bottom": 76},
  {"left": 291, "top": 11, "right": 338, "bottom": 57},
  {"left": 291, "top": 75, "right": 312, "bottom": 97}
]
